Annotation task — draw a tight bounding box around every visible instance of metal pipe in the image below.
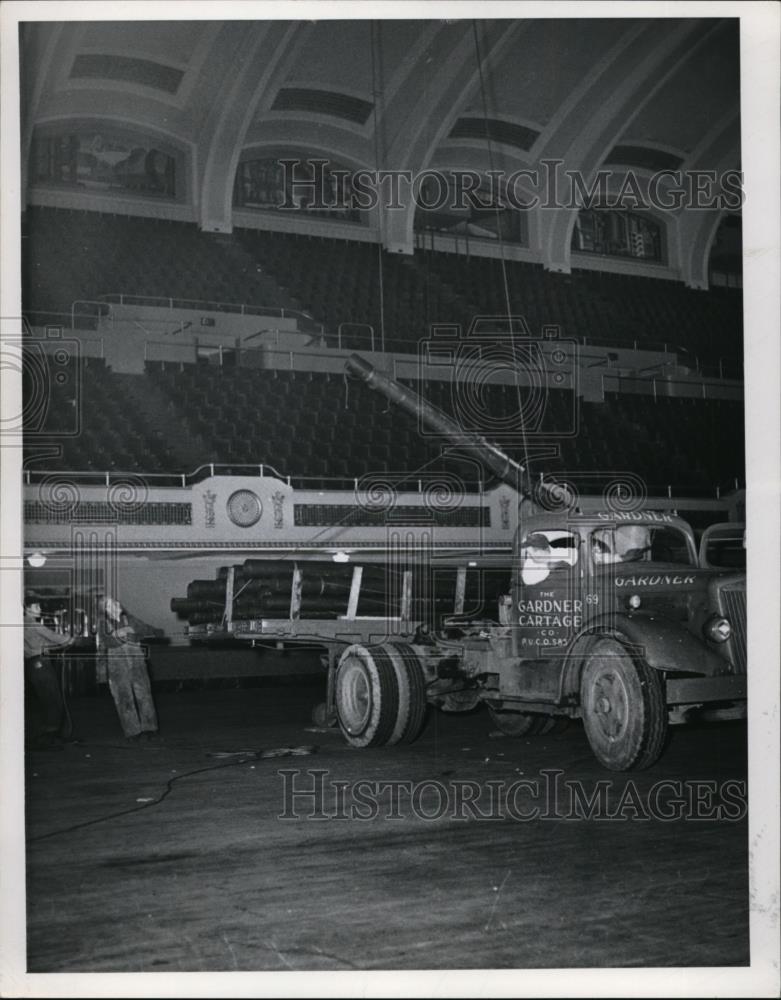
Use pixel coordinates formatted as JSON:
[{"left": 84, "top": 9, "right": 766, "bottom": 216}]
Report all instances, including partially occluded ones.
[{"left": 345, "top": 353, "right": 529, "bottom": 493}]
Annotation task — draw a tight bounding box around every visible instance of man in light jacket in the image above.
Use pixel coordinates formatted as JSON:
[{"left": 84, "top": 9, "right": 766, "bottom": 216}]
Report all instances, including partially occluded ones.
[{"left": 24, "top": 601, "right": 73, "bottom": 745}]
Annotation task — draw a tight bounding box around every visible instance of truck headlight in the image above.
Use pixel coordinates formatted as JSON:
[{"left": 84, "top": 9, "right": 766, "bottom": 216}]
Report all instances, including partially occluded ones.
[{"left": 704, "top": 615, "right": 732, "bottom": 642}]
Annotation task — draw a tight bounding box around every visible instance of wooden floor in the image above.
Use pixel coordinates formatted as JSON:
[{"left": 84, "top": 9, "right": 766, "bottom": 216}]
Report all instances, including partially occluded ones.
[{"left": 25, "top": 664, "right": 749, "bottom": 972}]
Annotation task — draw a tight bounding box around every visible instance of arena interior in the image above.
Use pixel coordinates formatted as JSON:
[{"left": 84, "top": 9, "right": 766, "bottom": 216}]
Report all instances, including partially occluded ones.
[{"left": 10, "top": 13, "right": 761, "bottom": 983}]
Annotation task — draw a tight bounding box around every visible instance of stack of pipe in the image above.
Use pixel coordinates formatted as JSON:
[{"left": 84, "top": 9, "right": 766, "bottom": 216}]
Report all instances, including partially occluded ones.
[
  {"left": 171, "top": 560, "right": 391, "bottom": 625},
  {"left": 171, "top": 560, "right": 511, "bottom": 627}
]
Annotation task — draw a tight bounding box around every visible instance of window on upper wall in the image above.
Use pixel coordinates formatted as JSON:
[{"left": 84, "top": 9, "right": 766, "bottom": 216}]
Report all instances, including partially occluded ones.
[
  {"left": 30, "top": 129, "right": 178, "bottom": 199},
  {"left": 572, "top": 209, "right": 663, "bottom": 263},
  {"left": 233, "top": 156, "right": 363, "bottom": 223},
  {"left": 413, "top": 173, "right": 527, "bottom": 246}
]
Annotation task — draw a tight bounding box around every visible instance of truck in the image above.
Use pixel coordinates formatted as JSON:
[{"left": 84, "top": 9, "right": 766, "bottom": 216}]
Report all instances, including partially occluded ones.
[{"left": 187, "top": 353, "right": 747, "bottom": 771}]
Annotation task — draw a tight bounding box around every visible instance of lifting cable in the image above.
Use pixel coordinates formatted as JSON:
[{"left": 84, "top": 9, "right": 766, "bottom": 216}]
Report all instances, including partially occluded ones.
[
  {"left": 471, "top": 19, "right": 533, "bottom": 491},
  {"left": 370, "top": 21, "right": 387, "bottom": 355}
]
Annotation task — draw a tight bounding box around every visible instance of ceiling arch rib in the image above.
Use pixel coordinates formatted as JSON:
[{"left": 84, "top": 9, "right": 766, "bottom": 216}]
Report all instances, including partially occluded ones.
[
  {"left": 197, "top": 21, "right": 311, "bottom": 233},
  {"left": 682, "top": 209, "right": 730, "bottom": 293},
  {"left": 171, "top": 22, "right": 223, "bottom": 110},
  {"left": 20, "top": 22, "right": 65, "bottom": 196},
  {"left": 674, "top": 110, "right": 741, "bottom": 289},
  {"left": 369, "top": 21, "right": 442, "bottom": 129},
  {"left": 534, "top": 19, "right": 721, "bottom": 274},
  {"left": 380, "top": 19, "right": 526, "bottom": 253}
]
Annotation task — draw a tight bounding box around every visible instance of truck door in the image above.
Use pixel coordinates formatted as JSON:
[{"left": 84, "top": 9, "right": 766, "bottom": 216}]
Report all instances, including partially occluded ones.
[{"left": 514, "top": 528, "right": 583, "bottom": 657}]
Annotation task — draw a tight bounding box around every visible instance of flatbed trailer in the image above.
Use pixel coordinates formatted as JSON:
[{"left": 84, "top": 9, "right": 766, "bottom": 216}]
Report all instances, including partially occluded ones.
[{"left": 184, "top": 559, "right": 479, "bottom": 727}]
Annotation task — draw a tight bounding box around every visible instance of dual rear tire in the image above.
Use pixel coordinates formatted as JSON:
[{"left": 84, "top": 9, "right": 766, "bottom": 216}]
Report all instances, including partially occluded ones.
[{"left": 335, "top": 642, "right": 427, "bottom": 748}]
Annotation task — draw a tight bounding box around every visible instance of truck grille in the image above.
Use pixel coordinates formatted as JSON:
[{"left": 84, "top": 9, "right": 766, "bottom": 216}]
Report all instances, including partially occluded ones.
[{"left": 719, "top": 584, "right": 747, "bottom": 674}]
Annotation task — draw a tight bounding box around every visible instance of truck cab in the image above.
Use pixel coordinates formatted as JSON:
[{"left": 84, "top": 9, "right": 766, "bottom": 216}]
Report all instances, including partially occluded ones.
[
  {"left": 488, "top": 508, "right": 747, "bottom": 768},
  {"left": 513, "top": 510, "right": 704, "bottom": 654}
]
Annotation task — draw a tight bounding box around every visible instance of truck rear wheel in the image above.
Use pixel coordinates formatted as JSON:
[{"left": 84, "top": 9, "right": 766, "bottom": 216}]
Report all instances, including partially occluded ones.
[
  {"left": 580, "top": 638, "right": 667, "bottom": 771},
  {"left": 381, "top": 642, "right": 428, "bottom": 745},
  {"left": 335, "top": 644, "right": 399, "bottom": 748}
]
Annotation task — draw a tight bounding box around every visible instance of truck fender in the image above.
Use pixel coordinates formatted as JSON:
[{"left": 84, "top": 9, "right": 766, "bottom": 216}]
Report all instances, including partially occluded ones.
[{"left": 572, "top": 613, "right": 726, "bottom": 680}]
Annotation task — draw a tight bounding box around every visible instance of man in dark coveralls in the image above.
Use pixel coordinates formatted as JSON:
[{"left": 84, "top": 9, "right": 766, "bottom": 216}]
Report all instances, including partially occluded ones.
[{"left": 97, "top": 595, "right": 161, "bottom": 740}]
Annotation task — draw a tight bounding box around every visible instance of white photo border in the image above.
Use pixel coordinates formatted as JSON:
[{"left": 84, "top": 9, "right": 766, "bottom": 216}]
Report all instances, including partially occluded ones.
[{"left": 1, "top": 2, "right": 778, "bottom": 997}]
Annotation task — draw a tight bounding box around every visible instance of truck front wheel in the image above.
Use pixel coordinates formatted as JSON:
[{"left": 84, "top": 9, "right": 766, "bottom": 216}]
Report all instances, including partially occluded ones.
[{"left": 580, "top": 639, "right": 667, "bottom": 771}]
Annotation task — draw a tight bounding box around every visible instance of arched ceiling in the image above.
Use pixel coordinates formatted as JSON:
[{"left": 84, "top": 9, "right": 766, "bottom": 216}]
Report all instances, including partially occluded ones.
[{"left": 20, "top": 15, "right": 741, "bottom": 282}]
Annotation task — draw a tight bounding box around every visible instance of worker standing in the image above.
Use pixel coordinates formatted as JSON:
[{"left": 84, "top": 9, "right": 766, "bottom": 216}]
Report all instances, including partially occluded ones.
[
  {"left": 97, "top": 595, "right": 160, "bottom": 740},
  {"left": 23, "top": 599, "right": 73, "bottom": 747}
]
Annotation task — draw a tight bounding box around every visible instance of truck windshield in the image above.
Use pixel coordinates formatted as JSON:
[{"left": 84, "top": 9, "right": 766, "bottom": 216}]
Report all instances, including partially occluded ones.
[
  {"left": 520, "top": 529, "right": 579, "bottom": 585},
  {"left": 591, "top": 524, "right": 694, "bottom": 567}
]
